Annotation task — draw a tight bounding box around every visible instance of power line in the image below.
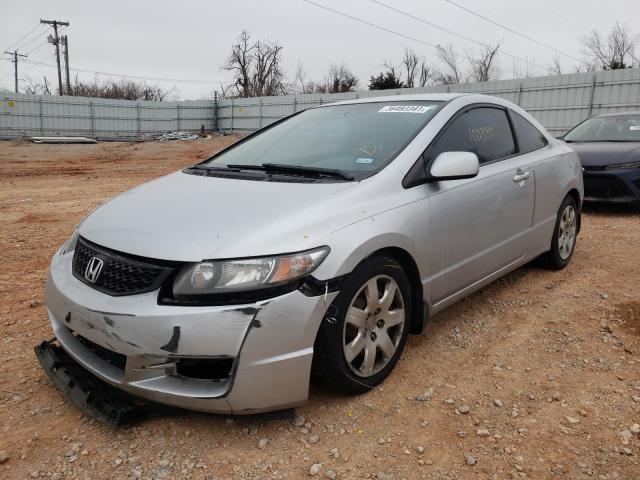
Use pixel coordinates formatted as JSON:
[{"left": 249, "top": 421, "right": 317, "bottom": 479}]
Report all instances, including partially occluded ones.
[
  {"left": 4, "top": 50, "right": 28, "bottom": 93},
  {"left": 2, "top": 23, "right": 42, "bottom": 53},
  {"left": 0, "top": 24, "right": 45, "bottom": 80},
  {"left": 22, "top": 59, "right": 228, "bottom": 85},
  {"left": 522, "top": 0, "right": 591, "bottom": 33},
  {"left": 368, "top": 0, "right": 547, "bottom": 72},
  {"left": 301, "top": 0, "right": 525, "bottom": 78},
  {"left": 442, "top": 0, "right": 582, "bottom": 63},
  {"left": 17, "top": 25, "right": 53, "bottom": 52},
  {"left": 24, "top": 37, "right": 51, "bottom": 56},
  {"left": 302, "top": 0, "right": 440, "bottom": 48},
  {"left": 456, "top": 0, "right": 584, "bottom": 50},
  {"left": 9, "top": 25, "right": 67, "bottom": 58},
  {"left": 0, "top": 69, "right": 13, "bottom": 84}
]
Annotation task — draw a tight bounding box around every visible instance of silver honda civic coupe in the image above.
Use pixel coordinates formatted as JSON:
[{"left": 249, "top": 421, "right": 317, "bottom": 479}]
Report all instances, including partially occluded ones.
[{"left": 40, "top": 93, "right": 583, "bottom": 417}]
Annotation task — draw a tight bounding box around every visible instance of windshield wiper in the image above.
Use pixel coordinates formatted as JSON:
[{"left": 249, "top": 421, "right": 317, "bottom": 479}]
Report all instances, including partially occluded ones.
[
  {"left": 190, "top": 164, "right": 240, "bottom": 172},
  {"left": 263, "top": 163, "right": 355, "bottom": 181},
  {"left": 227, "top": 163, "right": 355, "bottom": 181}
]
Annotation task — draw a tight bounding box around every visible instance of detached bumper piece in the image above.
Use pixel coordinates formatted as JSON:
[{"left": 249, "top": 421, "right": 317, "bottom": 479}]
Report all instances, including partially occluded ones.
[{"left": 35, "top": 340, "right": 174, "bottom": 427}]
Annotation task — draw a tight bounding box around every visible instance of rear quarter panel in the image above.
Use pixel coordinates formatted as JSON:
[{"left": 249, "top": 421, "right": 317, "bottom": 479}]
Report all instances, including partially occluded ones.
[{"left": 530, "top": 140, "right": 583, "bottom": 253}]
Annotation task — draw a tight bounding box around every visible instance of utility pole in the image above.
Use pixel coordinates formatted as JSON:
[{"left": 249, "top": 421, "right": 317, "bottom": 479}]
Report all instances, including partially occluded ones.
[
  {"left": 40, "top": 19, "right": 69, "bottom": 95},
  {"left": 60, "top": 35, "right": 71, "bottom": 95},
  {"left": 4, "top": 50, "right": 27, "bottom": 93}
]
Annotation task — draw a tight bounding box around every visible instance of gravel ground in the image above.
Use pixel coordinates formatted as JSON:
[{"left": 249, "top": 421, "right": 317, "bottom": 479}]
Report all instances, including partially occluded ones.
[{"left": 0, "top": 138, "right": 639, "bottom": 480}]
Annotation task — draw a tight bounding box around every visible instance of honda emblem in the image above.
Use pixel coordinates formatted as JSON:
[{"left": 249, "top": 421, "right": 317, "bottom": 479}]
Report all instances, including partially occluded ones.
[{"left": 84, "top": 257, "right": 104, "bottom": 283}]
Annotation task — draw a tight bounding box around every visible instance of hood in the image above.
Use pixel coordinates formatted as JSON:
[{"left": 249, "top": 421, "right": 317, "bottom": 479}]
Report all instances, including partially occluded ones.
[
  {"left": 567, "top": 141, "right": 640, "bottom": 167},
  {"left": 79, "top": 171, "right": 360, "bottom": 262}
]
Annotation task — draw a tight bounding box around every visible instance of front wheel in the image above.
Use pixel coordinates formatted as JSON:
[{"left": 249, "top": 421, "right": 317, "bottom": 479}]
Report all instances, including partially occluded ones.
[
  {"left": 313, "top": 254, "right": 412, "bottom": 395},
  {"left": 539, "top": 195, "right": 579, "bottom": 270}
]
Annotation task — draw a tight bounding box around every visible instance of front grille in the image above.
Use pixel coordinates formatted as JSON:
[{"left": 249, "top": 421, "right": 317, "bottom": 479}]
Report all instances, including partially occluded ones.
[
  {"left": 583, "top": 175, "right": 632, "bottom": 199},
  {"left": 72, "top": 237, "right": 173, "bottom": 296}
]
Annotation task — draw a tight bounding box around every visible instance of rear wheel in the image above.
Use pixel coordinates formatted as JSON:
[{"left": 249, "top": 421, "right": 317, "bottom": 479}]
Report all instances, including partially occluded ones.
[
  {"left": 539, "top": 195, "right": 578, "bottom": 270},
  {"left": 314, "top": 255, "right": 412, "bottom": 394}
]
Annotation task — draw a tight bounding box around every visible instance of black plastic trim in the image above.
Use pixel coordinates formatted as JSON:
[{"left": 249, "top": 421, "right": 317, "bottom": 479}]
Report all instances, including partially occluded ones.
[
  {"left": 299, "top": 274, "right": 349, "bottom": 297},
  {"left": 34, "top": 340, "right": 174, "bottom": 427},
  {"left": 73, "top": 237, "right": 178, "bottom": 297},
  {"left": 403, "top": 102, "right": 530, "bottom": 188}
]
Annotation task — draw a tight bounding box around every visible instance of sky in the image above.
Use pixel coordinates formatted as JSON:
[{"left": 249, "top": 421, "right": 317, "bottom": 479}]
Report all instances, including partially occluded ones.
[{"left": 1, "top": 0, "right": 639, "bottom": 99}]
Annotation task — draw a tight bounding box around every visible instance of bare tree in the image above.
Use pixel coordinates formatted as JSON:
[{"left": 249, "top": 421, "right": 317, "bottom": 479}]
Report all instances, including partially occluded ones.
[
  {"left": 224, "top": 30, "right": 253, "bottom": 97},
  {"left": 318, "top": 63, "right": 358, "bottom": 93},
  {"left": 582, "top": 23, "right": 639, "bottom": 70},
  {"left": 293, "top": 62, "right": 312, "bottom": 94},
  {"left": 293, "top": 62, "right": 326, "bottom": 94},
  {"left": 468, "top": 44, "right": 500, "bottom": 82},
  {"left": 383, "top": 60, "right": 401, "bottom": 81},
  {"left": 291, "top": 62, "right": 358, "bottom": 94},
  {"left": 547, "top": 54, "right": 563, "bottom": 76},
  {"left": 402, "top": 48, "right": 419, "bottom": 88},
  {"left": 418, "top": 60, "right": 433, "bottom": 87},
  {"left": 63, "top": 75, "right": 173, "bottom": 101},
  {"left": 223, "top": 30, "right": 287, "bottom": 97},
  {"left": 511, "top": 54, "right": 537, "bottom": 79},
  {"left": 435, "top": 43, "right": 463, "bottom": 84},
  {"left": 253, "top": 38, "right": 286, "bottom": 96},
  {"left": 24, "top": 76, "right": 52, "bottom": 95}
]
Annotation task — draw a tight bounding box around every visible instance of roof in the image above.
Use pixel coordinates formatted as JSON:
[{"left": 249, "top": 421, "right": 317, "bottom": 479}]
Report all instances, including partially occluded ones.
[{"left": 325, "top": 93, "right": 468, "bottom": 106}]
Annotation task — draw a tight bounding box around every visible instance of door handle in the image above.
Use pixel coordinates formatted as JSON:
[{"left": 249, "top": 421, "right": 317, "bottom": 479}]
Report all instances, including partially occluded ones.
[{"left": 513, "top": 169, "right": 531, "bottom": 183}]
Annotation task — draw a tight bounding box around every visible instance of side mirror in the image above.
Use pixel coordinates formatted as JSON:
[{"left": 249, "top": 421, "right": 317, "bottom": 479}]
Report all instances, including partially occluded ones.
[{"left": 428, "top": 151, "right": 479, "bottom": 181}]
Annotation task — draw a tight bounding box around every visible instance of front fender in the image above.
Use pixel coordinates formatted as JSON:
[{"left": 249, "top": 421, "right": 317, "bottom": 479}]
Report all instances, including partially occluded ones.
[{"left": 312, "top": 196, "right": 430, "bottom": 286}]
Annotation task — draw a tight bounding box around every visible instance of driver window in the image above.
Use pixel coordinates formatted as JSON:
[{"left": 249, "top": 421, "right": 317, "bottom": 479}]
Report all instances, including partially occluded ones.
[{"left": 430, "top": 107, "right": 516, "bottom": 164}]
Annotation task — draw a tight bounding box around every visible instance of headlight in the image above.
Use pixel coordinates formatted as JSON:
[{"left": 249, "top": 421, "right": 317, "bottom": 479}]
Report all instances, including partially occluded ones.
[
  {"left": 172, "top": 247, "right": 330, "bottom": 296},
  {"left": 61, "top": 229, "right": 79, "bottom": 255},
  {"left": 605, "top": 161, "right": 640, "bottom": 170}
]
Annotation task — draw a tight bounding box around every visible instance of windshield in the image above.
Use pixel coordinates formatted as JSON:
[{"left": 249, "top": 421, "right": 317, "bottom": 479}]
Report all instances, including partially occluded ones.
[
  {"left": 201, "top": 101, "right": 443, "bottom": 179},
  {"left": 564, "top": 115, "right": 640, "bottom": 142}
]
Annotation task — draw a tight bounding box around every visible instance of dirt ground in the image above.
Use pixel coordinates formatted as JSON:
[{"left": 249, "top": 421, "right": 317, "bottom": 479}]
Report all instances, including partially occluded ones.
[{"left": 0, "top": 137, "right": 639, "bottom": 480}]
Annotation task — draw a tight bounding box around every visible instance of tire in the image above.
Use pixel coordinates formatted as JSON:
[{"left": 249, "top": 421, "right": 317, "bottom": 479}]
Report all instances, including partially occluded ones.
[
  {"left": 538, "top": 195, "right": 579, "bottom": 270},
  {"left": 313, "top": 254, "right": 412, "bottom": 395}
]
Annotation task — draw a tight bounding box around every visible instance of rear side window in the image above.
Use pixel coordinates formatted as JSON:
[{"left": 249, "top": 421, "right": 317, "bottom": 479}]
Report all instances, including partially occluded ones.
[
  {"left": 510, "top": 110, "right": 548, "bottom": 153},
  {"left": 429, "top": 107, "right": 516, "bottom": 164}
]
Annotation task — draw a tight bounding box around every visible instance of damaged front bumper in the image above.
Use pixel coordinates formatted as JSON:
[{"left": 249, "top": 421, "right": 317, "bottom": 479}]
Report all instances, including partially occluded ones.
[
  {"left": 35, "top": 339, "right": 173, "bottom": 426},
  {"left": 42, "top": 247, "right": 338, "bottom": 416}
]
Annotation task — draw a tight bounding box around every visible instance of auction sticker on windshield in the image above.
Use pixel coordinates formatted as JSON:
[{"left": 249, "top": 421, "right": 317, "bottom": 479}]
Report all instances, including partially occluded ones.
[
  {"left": 355, "top": 158, "right": 374, "bottom": 164},
  {"left": 378, "top": 105, "right": 433, "bottom": 113}
]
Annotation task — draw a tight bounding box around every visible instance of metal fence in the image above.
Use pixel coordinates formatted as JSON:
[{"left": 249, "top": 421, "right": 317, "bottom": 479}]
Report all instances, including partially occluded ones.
[
  {"left": 1, "top": 68, "right": 639, "bottom": 140},
  {"left": 217, "top": 68, "right": 640, "bottom": 136},
  {"left": 0, "top": 93, "right": 215, "bottom": 140}
]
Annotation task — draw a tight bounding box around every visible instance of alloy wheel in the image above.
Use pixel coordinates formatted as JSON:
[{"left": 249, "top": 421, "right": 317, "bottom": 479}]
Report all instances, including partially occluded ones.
[
  {"left": 558, "top": 204, "right": 577, "bottom": 260},
  {"left": 342, "top": 275, "right": 405, "bottom": 378}
]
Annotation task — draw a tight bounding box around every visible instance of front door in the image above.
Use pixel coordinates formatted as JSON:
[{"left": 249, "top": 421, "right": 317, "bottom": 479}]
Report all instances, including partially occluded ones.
[{"left": 425, "top": 106, "right": 535, "bottom": 304}]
